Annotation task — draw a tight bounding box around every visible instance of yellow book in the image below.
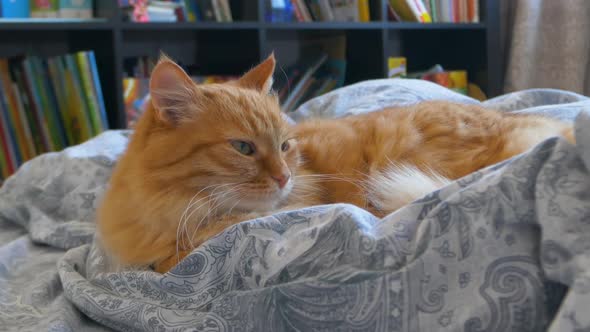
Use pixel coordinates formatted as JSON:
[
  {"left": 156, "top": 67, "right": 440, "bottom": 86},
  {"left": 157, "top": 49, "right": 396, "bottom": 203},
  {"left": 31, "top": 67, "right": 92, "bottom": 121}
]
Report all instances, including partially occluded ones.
[
  {"left": 388, "top": 57, "right": 407, "bottom": 78},
  {"left": 358, "top": 0, "right": 370, "bottom": 22},
  {"left": 390, "top": 0, "right": 418, "bottom": 21}
]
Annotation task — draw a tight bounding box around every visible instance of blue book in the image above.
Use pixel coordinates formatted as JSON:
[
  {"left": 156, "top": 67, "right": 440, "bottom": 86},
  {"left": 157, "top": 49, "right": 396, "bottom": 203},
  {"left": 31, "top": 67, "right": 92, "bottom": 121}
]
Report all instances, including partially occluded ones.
[
  {"left": 86, "top": 51, "right": 108, "bottom": 130},
  {"left": 0, "top": 0, "right": 30, "bottom": 18},
  {"left": 58, "top": 0, "right": 92, "bottom": 19},
  {"left": 0, "top": 74, "right": 22, "bottom": 165}
]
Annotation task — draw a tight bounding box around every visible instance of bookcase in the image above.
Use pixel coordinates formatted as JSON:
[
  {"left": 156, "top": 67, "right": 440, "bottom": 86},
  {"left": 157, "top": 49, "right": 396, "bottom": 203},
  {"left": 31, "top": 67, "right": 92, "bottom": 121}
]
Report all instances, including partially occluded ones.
[{"left": 0, "top": 0, "right": 501, "bottom": 129}]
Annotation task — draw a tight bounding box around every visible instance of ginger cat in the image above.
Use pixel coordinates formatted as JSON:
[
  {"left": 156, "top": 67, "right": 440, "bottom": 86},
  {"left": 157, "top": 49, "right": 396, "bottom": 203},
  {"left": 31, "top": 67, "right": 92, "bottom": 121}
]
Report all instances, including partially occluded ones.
[{"left": 97, "top": 54, "right": 574, "bottom": 273}]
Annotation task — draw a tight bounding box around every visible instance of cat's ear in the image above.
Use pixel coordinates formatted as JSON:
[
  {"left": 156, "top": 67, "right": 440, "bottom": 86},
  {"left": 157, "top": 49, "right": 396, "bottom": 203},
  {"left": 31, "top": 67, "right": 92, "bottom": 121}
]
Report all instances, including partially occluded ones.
[
  {"left": 149, "top": 55, "right": 196, "bottom": 125},
  {"left": 237, "top": 53, "right": 275, "bottom": 94}
]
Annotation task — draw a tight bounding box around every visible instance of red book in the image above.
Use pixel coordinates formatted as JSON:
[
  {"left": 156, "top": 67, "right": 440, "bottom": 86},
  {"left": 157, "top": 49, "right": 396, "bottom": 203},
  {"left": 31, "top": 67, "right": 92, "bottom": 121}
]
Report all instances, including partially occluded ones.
[
  {"left": 291, "top": 0, "right": 304, "bottom": 22},
  {"left": 0, "top": 98, "right": 16, "bottom": 175},
  {"left": 452, "top": 0, "right": 459, "bottom": 22}
]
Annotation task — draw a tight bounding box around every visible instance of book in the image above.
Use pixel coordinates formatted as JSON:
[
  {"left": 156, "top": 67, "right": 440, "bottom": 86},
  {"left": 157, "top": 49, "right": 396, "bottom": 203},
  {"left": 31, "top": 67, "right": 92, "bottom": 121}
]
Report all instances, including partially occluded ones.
[
  {"left": 14, "top": 62, "right": 49, "bottom": 153},
  {"left": 269, "top": 0, "right": 294, "bottom": 22},
  {"left": 31, "top": 57, "right": 67, "bottom": 150},
  {"left": 87, "top": 51, "right": 108, "bottom": 131},
  {"left": 317, "top": 0, "right": 333, "bottom": 21},
  {"left": 389, "top": 0, "right": 418, "bottom": 22},
  {"left": 0, "top": 95, "right": 17, "bottom": 175},
  {"left": 219, "top": 0, "right": 232, "bottom": 21},
  {"left": 195, "top": 0, "right": 216, "bottom": 21},
  {"left": 0, "top": 0, "right": 30, "bottom": 18},
  {"left": 22, "top": 58, "right": 54, "bottom": 151},
  {"left": 58, "top": 0, "right": 92, "bottom": 19},
  {"left": 64, "top": 54, "right": 93, "bottom": 141},
  {"left": 358, "top": 0, "right": 369, "bottom": 22},
  {"left": 388, "top": 57, "right": 407, "bottom": 78},
  {"left": 30, "top": 0, "right": 58, "bottom": 18},
  {"left": 0, "top": 69, "right": 22, "bottom": 166},
  {"left": 61, "top": 56, "right": 91, "bottom": 143},
  {"left": 0, "top": 52, "right": 106, "bottom": 179},
  {"left": 330, "top": 0, "right": 358, "bottom": 22},
  {"left": 75, "top": 52, "right": 102, "bottom": 136}
]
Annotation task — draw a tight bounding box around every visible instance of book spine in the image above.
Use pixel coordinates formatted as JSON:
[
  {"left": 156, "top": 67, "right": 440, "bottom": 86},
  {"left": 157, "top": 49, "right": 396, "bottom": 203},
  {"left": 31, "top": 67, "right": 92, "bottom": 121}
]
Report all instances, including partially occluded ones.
[
  {"left": 358, "top": 0, "right": 370, "bottom": 22},
  {"left": 56, "top": 57, "right": 82, "bottom": 143},
  {"left": 472, "top": 0, "right": 479, "bottom": 23},
  {"left": 220, "top": 0, "right": 232, "bottom": 22},
  {"left": 211, "top": 0, "right": 223, "bottom": 22},
  {"left": 30, "top": 0, "right": 58, "bottom": 18},
  {"left": 0, "top": 60, "right": 30, "bottom": 161},
  {"left": 429, "top": 0, "right": 437, "bottom": 22},
  {"left": 0, "top": 93, "right": 17, "bottom": 175},
  {"left": 317, "top": 0, "right": 334, "bottom": 21},
  {"left": 47, "top": 58, "right": 74, "bottom": 145},
  {"left": 21, "top": 60, "right": 52, "bottom": 152},
  {"left": 64, "top": 55, "right": 93, "bottom": 142},
  {"left": 0, "top": 74, "right": 21, "bottom": 167},
  {"left": 32, "top": 57, "right": 67, "bottom": 150},
  {"left": 75, "top": 52, "right": 101, "bottom": 136},
  {"left": 14, "top": 64, "right": 46, "bottom": 154},
  {"left": 291, "top": 0, "right": 304, "bottom": 21},
  {"left": 297, "top": 0, "right": 312, "bottom": 21},
  {"left": 0, "top": 138, "right": 9, "bottom": 178},
  {"left": 87, "top": 51, "right": 109, "bottom": 130},
  {"left": 11, "top": 81, "right": 37, "bottom": 158},
  {"left": 412, "top": 0, "right": 432, "bottom": 22}
]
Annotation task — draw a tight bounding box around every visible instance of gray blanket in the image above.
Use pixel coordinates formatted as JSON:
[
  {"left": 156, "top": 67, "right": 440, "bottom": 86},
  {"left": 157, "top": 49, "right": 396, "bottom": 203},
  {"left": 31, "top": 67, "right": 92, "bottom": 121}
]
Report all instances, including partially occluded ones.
[{"left": 1, "top": 79, "right": 590, "bottom": 331}]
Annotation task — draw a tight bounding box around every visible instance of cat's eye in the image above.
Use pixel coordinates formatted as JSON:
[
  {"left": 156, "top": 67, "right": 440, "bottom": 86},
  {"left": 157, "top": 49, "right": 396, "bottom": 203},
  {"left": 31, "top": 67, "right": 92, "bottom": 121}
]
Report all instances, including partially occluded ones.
[
  {"left": 230, "top": 140, "right": 255, "bottom": 155},
  {"left": 281, "top": 140, "right": 290, "bottom": 152}
]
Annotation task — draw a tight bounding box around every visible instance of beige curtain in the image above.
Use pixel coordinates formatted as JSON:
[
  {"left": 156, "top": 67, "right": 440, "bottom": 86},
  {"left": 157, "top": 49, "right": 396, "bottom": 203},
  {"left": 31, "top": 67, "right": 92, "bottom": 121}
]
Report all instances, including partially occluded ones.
[{"left": 502, "top": 0, "right": 590, "bottom": 95}]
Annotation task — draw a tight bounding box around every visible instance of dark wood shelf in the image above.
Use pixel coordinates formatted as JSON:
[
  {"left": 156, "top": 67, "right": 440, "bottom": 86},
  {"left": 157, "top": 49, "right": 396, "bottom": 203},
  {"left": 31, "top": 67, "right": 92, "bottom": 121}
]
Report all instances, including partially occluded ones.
[
  {"left": 0, "top": 18, "right": 110, "bottom": 30},
  {"left": 262, "top": 22, "right": 383, "bottom": 30},
  {"left": 119, "top": 21, "right": 260, "bottom": 30},
  {"left": 385, "top": 22, "right": 486, "bottom": 30},
  {"left": 0, "top": 0, "right": 501, "bottom": 130}
]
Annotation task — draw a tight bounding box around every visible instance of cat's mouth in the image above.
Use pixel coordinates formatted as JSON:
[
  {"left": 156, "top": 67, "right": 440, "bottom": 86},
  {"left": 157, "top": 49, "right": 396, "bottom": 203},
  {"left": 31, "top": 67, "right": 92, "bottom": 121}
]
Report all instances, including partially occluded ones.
[{"left": 221, "top": 180, "right": 293, "bottom": 213}]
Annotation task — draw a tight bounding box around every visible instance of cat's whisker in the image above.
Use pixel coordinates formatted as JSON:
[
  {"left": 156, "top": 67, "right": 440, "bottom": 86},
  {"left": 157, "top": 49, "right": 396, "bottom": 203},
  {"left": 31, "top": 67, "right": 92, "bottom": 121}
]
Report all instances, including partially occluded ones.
[
  {"left": 176, "top": 184, "right": 229, "bottom": 252},
  {"left": 175, "top": 183, "right": 239, "bottom": 259},
  {"left": 180, "top": 183, "right": 244, "bottom": 250},
  {"left": 188, "top": 190, "right": 241, "bottom": 246},
  {"left": 180, "top": 189, "right": 230, "bottom": 249}
]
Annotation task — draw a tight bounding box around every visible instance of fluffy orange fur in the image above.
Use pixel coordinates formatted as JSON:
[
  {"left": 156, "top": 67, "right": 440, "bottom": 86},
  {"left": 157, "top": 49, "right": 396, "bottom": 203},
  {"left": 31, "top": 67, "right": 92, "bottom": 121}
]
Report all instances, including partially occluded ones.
[{"left": 97, "top": 55, "right": 574, "bottom": 273}]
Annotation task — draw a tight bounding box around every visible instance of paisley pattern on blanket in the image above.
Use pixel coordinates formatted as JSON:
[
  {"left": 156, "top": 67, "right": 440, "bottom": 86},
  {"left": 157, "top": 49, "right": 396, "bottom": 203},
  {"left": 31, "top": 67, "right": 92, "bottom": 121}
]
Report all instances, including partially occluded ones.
[{"left": 1, "top": 80, "right": 590, "bottom": 331}]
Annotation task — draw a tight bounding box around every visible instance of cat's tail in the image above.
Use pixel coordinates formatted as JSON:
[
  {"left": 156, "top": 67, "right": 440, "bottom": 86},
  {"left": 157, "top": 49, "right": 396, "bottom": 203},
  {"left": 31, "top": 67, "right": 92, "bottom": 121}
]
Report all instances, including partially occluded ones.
[{"left": 366, "top": 164, "right": 451, "bottom": 216}]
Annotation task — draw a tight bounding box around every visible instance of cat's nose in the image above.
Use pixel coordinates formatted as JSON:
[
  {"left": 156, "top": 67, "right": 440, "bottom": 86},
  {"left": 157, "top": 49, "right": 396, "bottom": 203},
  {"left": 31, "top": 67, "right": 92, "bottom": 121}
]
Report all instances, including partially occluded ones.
[{"left": 271, "top": 172, "right": 290, "bottom": 189}]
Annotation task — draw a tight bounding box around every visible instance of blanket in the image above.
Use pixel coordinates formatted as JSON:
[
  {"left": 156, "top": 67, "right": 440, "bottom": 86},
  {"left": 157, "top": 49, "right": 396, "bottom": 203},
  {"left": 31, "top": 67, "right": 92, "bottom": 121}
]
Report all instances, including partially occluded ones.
[{"left": 1, "top": 79, "right": 590, "bottom": 331}]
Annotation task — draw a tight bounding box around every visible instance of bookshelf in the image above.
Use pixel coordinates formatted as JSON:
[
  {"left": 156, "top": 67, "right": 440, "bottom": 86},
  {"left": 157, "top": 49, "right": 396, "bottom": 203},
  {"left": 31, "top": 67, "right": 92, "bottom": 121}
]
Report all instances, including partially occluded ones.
[{"left": 0, "top": 0, "right": 501, "bottom": 129}]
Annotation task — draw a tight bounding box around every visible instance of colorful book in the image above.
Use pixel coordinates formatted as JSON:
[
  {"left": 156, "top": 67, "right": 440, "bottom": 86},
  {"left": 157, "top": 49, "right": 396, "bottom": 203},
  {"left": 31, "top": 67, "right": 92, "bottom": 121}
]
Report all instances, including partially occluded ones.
[
  {"left": 31, "top": 57, "right": 67, "bottom": 150},
  {"left": 13, "top": 63, "right": 48, "bottom": 153},
  {"left": 389, "top": 0, "right": 418, "bottom": 21},
  {"left": 30, "top": 0, "right": 58, "bottom": 18},
  {"left": 87, "top": 51, "right": 108, "bottom": 131},
  {"left": 75, "top": 52, "right": 102, "bottom": 136},
  {"left": 0, "top": 0, "right": 30, "bottom": 18},
  {"left": 358, "top": 0, "right": 370, "bottom": 22},
  {"left": 59, "top": 0, "right": 93, "bottom": 19},
  {"left": 330, "top": 0, "right": 358, "bottom": 22},
  {"left": 0, "top": 72, "right": 22, "bottom": 166},
  {"left": 47, "top": 57, "right": 74, "bottom": 144},
  {"left": 0, "top": 96, "right": 17, "bottom": 175},
  {"left": 11, "top": 82, "right": 36, "bottom": 160},
  {"left": 64, "top": 55, "right": 93, "bottom": 141},
  {"left": 0, "top": 60, "right": 31, "bottom": 161}
]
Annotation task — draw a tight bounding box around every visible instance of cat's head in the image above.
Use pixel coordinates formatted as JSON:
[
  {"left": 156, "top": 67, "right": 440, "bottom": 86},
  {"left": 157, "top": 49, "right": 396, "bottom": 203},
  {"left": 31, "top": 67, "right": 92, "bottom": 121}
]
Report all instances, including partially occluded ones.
[{"left": 132, "top": 54, "right": 297, "bottom": 212}]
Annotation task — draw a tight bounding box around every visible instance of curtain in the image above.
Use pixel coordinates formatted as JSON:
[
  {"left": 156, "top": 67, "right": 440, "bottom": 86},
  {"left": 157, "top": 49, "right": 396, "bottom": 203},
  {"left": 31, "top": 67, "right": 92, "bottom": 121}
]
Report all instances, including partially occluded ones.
[{"left": 502, "top": 0, "right": 590, "bottom": 95}]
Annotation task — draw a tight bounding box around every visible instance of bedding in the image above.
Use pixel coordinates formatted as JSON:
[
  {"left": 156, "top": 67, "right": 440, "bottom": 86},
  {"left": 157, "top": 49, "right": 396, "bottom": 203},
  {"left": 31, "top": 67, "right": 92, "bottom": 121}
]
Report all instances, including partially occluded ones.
[{"left": 2, "top": 79, "right": 590, "bottom": 331}]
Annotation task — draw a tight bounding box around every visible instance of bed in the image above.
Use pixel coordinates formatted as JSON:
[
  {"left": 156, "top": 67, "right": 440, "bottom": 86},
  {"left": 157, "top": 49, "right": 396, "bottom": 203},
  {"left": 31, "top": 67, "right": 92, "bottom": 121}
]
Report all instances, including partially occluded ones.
[{"left": 1, "top": 79, "right": 590, "bottom": 331}]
